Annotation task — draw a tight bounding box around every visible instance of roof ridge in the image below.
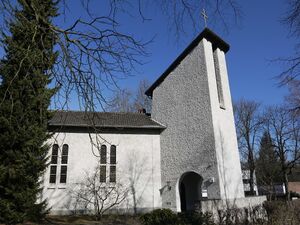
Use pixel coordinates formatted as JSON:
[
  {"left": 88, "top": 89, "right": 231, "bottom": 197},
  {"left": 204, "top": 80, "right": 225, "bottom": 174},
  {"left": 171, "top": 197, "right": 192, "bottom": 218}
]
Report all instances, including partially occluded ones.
[
  {"left": 51, "top": 110, "right": 148, "bottom": 115},
  {"left": 48, "top": 110, "right": 165, "bottom": 130}
]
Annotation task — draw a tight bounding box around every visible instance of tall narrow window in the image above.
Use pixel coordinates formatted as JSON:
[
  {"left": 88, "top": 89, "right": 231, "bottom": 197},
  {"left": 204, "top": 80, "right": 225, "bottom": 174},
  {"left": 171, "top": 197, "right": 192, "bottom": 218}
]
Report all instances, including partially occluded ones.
[
  {"left": 51, "top": 144, "right": 58, "bottom": 164},
  {"left": 100, "top": 165, "right": 106, "bottom": 183},
  {"left": 60, "top": 144, "right": 69, "bottom": 184},
  {"left": 110, "top": 166, "right": 116, "bottom": 183},
  {"left": 60, "top": 165, "right": 67, "bottom": 183},
  {"left": 110, "top": 145, "right": 116, "bottom": 164},
  {"left": 213, "top": 49, "right": 225, "bottom": 109},
  {"left": 61, "top": 144, "right": 69, "bottom": 164},
  {"left": 49, "top": 144, "right": 58, "bottom": 183},
  {"left": 100, "top": 145, "right": 107, "bottom": 164},
  {"left": 100, "top": 145, "right": 107, "bottom": 183},
  {"left": 49, "top": 165, "right": 57, "bottom": 184},
  {"left": 110, "top": 145, "right": 117, "bottom": 183}
]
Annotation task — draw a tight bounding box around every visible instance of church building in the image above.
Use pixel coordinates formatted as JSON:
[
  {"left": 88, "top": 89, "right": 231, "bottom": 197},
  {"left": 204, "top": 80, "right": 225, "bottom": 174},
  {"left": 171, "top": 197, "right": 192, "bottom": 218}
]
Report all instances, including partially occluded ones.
[{"left": 42, "top": 28, "right": 265, "bottom": 214}]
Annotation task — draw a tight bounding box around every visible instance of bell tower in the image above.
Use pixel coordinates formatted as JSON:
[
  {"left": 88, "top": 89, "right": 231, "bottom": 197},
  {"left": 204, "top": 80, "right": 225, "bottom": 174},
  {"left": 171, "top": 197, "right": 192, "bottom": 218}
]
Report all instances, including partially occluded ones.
[{"left": 146, "top": 28, "right": 245, "bottom": 211}]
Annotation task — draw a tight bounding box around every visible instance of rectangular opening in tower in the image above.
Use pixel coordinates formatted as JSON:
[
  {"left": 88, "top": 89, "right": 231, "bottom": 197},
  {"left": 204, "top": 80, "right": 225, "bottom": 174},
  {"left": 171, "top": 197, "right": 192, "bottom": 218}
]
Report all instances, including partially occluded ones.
[{"left": 213, "top": 49, "right": 225, "bottom": 109}]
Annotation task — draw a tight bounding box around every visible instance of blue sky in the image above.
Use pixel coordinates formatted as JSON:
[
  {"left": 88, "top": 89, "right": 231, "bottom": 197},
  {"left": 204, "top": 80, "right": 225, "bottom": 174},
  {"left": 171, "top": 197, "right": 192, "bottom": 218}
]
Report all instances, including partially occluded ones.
[
  {"left": 224, "top": 0, "right": 296, "bottom": 105},
  {"left": 1, "top": 1, "right": 296, "bottom": 109},
  {"left": 93, "top": 0, "right": 296, "bottom": 107}
]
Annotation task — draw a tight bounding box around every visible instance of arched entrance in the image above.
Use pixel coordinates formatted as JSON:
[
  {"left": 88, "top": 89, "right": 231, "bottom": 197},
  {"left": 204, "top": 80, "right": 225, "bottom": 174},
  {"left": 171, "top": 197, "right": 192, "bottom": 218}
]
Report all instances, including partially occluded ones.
[{"left": 178, "top": 172, "right": 203, "bottom": 212}]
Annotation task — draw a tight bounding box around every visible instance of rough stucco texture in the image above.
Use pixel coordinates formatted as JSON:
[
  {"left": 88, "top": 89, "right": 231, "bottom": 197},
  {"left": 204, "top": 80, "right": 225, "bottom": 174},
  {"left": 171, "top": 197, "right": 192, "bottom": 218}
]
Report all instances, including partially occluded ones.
[
  {"left": 151, "top": 39, "right": 221, "bottom": 211},
  {"left": 151, "top": 38, "right": 245, "bottom": 211}
]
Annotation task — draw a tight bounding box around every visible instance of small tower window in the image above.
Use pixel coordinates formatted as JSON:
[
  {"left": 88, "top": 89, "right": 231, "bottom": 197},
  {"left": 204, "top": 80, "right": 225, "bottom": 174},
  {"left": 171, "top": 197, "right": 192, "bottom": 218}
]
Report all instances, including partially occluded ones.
[{"left": 213, "top": 49, "right": 225, "bottom": 109}]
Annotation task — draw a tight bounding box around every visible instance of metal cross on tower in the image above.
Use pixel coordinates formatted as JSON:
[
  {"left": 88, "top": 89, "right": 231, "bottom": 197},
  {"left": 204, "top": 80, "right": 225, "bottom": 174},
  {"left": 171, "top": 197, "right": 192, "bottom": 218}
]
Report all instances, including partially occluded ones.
[{"left": 201, "top": 9, "right": 208, "bottom": 27}]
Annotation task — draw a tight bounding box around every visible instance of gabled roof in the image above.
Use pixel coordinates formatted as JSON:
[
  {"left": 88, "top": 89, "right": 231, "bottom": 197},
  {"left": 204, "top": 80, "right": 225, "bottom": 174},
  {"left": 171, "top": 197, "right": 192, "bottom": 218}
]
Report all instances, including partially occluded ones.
[
  {"left": 145, "top": 28, "right": 230, "bottom": 97},
  {"left": 48, "top": 111, "right": 165, "bottom": 130}
]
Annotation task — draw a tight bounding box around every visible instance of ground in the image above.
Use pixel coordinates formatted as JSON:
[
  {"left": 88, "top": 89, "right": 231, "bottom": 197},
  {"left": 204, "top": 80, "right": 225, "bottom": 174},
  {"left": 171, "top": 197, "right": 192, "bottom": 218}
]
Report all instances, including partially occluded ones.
[
  {"left": 14, "top": 199, "right": 300, "bottom": 225},
  {"left": 22, "top": 215, "right": 141, "bottom": 225}
]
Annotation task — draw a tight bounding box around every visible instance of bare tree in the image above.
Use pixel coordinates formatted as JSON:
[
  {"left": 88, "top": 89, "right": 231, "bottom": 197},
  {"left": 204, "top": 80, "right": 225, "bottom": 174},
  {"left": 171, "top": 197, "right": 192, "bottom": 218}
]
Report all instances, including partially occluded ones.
[
  {"left": 133, "top": 79, "right": 152, "bottom": 113},
  {"left": 279, "top": 0, "right": 300, "bottom": 85},
  {"left": 106, "top": 79, "right": 152, "bottom": 113},
  {"left": 70, "top": 166, "right": 127, "bottom": 219},
  {"left": 264, "top": 105, "right": 300, "bottom": 200},
  {"left": 0, "top": 0, "right": 242, "bottom": 112},
  {"left": 106, "top": 89, "right": 135, "bottom": 112},
  {"left": 155, "top": 0, "right": 242, "bottom": 40},
  {"left": 234, "top": 99, "right": 263, "bottom": 196},
  {"left": 0, "top": 0, "right": 148, "bottom": 113},
  {"left": 285, "top": 79, "right": 300, "bottom": 113},
  {"left": 277, "top": 1, "right": 300, "bottom": 112},
  {"left": 256, "top": 131, "right": 282, "bottom": 199}
]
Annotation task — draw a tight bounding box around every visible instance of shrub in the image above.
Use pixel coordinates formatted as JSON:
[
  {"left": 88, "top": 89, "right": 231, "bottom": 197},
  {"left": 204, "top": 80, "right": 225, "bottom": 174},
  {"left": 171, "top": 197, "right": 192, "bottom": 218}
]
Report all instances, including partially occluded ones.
[
  {"left": 263, "top": 200, "right": 286, "bottom": 218},
  {"left": 178, "top": 212, "right": 215, "bottom": 225},
  {"left": 263, "top": 200, "right": 300, "bottom": 225},
  {"left": 140, "top": 209, "right": 181, "bottom": 225}
]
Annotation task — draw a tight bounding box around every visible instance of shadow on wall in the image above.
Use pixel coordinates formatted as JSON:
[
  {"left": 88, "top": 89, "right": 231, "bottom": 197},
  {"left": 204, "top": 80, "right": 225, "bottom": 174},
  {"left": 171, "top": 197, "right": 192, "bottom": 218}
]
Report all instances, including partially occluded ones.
[{"left": 200, "top": 128, "right": 267, "bottom": 221}]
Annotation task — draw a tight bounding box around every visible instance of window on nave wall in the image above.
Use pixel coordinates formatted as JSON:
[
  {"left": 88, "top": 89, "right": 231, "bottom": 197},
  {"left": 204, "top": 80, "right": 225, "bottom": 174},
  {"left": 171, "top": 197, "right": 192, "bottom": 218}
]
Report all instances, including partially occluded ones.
[
  {"left": 100, "top": 165, "right": 106, "bottom": 183},
  {"left": 100, "top": 145, "right": 107, "bottom": 182},
  {"left": 60, "top": 144, "right": 69, "bottom": 183},
  {"left": 110, "top": 145, "right": 116, "bottom": 183},
  {"left": 99, "top": 144, "right": 117, "bottom": 183},
  {"left": 49, "top": 143, "right": 69, "bottom": 184},
  {"left": 110, "top": 145, "right": 116, "bottom": 164},
  {"left": 49, "top": 144, "right": 58, "bottom": 184},
  {"left": 100, "top": 145, "right": 107, "bottom": 164},
  {"left": 51, "top": 144, "right": 58, "bottom": 164}
]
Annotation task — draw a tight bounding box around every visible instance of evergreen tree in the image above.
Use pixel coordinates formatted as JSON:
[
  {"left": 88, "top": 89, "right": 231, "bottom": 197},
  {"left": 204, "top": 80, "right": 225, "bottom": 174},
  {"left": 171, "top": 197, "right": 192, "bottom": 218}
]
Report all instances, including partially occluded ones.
[
  {"left": 256, "top": 131, "right": 281, "bottom": 187},
  {"left": 0, "top": 0, "right": 58, "bottom": 223}
]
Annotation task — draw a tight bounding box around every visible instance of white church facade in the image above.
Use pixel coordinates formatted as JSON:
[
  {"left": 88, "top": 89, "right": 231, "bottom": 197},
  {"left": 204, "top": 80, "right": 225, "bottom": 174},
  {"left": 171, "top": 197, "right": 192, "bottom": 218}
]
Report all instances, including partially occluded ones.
[{"left": 41, "top": 28, "right": 265, "bottom": 214}]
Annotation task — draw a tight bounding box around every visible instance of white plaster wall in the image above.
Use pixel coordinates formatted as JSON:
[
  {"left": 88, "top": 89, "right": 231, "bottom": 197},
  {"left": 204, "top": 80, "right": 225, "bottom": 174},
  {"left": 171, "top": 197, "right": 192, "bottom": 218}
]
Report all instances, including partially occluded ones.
[
  {"left": 201, "top": 196, "right": 267, "bottom": 218},
  {"left": 203, "top": 39, "right": 245, "bottom": 200},
  {"left": 41, "top": 131, "right": 161, "bottom": 214}
]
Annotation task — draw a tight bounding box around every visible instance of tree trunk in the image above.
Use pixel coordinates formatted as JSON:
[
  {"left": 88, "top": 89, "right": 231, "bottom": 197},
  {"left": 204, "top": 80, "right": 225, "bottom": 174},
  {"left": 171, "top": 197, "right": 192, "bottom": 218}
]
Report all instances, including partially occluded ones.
[
  {"left": 271, "top": 181, "right": 277, "bottom": 200},
  {"left": 249, "top": 168, "right": 255, "bottom": 195},
  {"left": 283, "top": 171, "right": 290, "bottom": 201},
  {"left": 247, "top": 143, "right": 256, "bottom": 196}
]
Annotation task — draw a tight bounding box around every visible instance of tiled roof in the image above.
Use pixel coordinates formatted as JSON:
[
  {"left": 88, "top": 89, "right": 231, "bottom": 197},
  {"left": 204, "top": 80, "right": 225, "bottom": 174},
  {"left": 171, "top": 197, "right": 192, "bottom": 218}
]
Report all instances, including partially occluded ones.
[{"left": 48, "top": 111, "right": 165, "bottom": 129}]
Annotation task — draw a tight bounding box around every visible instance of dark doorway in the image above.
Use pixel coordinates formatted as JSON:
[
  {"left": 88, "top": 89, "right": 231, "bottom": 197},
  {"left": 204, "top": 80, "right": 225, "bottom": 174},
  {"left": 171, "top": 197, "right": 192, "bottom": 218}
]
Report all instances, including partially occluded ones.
[
  {"left": 180, "top": 182, "right": 187, "bottom": 211},
  {"left": 179, "top": 172, "right": 203, "bottom": 212}
]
